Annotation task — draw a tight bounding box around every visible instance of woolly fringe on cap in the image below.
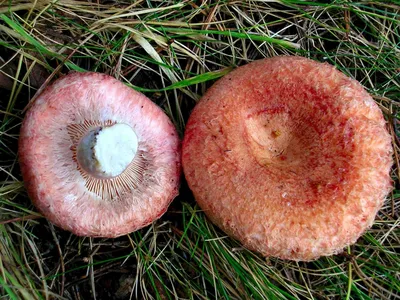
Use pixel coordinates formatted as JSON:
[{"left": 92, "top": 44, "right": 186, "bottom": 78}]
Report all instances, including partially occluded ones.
[
  {"left": 19, "top": 72, "right": 181, "bottom": 238},
  {"left": 182, "top": 56, "right": 393, "bottom": 261}
]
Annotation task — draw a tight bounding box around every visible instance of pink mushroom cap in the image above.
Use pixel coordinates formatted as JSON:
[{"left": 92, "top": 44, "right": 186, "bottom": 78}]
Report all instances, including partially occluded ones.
[
  {"left": 182, "top": 56, "right": 393, "bottom": 261},
  {"left": 19, "top": 72, "right": 181, "bottom": 238}
]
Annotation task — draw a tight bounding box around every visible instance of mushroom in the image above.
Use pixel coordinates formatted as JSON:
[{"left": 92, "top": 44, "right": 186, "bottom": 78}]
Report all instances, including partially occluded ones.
[
  {"left": 19, "top": 72, "right": 181, "bottom": 238},
  {"left": 182, "top": 56, "right": 393, "bottom": 261}
]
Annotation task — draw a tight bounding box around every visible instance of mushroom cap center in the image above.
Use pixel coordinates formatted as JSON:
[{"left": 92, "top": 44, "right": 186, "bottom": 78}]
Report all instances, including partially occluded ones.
[{"left": 77, "top": 123, "right": 138, "bottom": 178}]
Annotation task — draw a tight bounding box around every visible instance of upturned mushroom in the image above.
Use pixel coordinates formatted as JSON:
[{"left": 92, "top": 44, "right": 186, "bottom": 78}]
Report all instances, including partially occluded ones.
[
  {"left": 19, "top": 72, "right": 181, "bottom": 237},
  {"left": 182, "top": 56, "right": 393, "bottom": 261}
]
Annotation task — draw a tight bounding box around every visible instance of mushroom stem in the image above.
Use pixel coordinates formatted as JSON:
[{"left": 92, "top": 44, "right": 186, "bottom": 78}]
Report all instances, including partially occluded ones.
[{"left": 77, "top": 123, "right": 138, "bottom": 178}]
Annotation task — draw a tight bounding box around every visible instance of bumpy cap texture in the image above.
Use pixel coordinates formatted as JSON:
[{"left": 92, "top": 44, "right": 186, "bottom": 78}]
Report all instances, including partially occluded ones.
[
  {"left": 19, "top": 72, "right": 181, "bottom": 237},
  {"left": 182, "top": 56, "right": 393, "bottom": 261}
]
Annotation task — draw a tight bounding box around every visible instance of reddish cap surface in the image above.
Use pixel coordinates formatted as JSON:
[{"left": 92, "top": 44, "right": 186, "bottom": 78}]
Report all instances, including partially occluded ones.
[
  {"left": 19, "top": 72, "right": 181, "bottom": 237},
  {"left": 182, "top": 56, "right": 393, "bottom": 261}
]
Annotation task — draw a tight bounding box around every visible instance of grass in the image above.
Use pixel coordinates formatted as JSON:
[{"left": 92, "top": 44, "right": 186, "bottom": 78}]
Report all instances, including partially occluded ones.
[{"left": 0, "top": 0, "right": 399, "bottom": 299}]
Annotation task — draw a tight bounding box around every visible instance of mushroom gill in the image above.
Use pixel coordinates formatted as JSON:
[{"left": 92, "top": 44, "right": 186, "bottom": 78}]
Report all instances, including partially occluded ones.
[{"left": 19, "top": 72, "right": 181, "bottom": 237}]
